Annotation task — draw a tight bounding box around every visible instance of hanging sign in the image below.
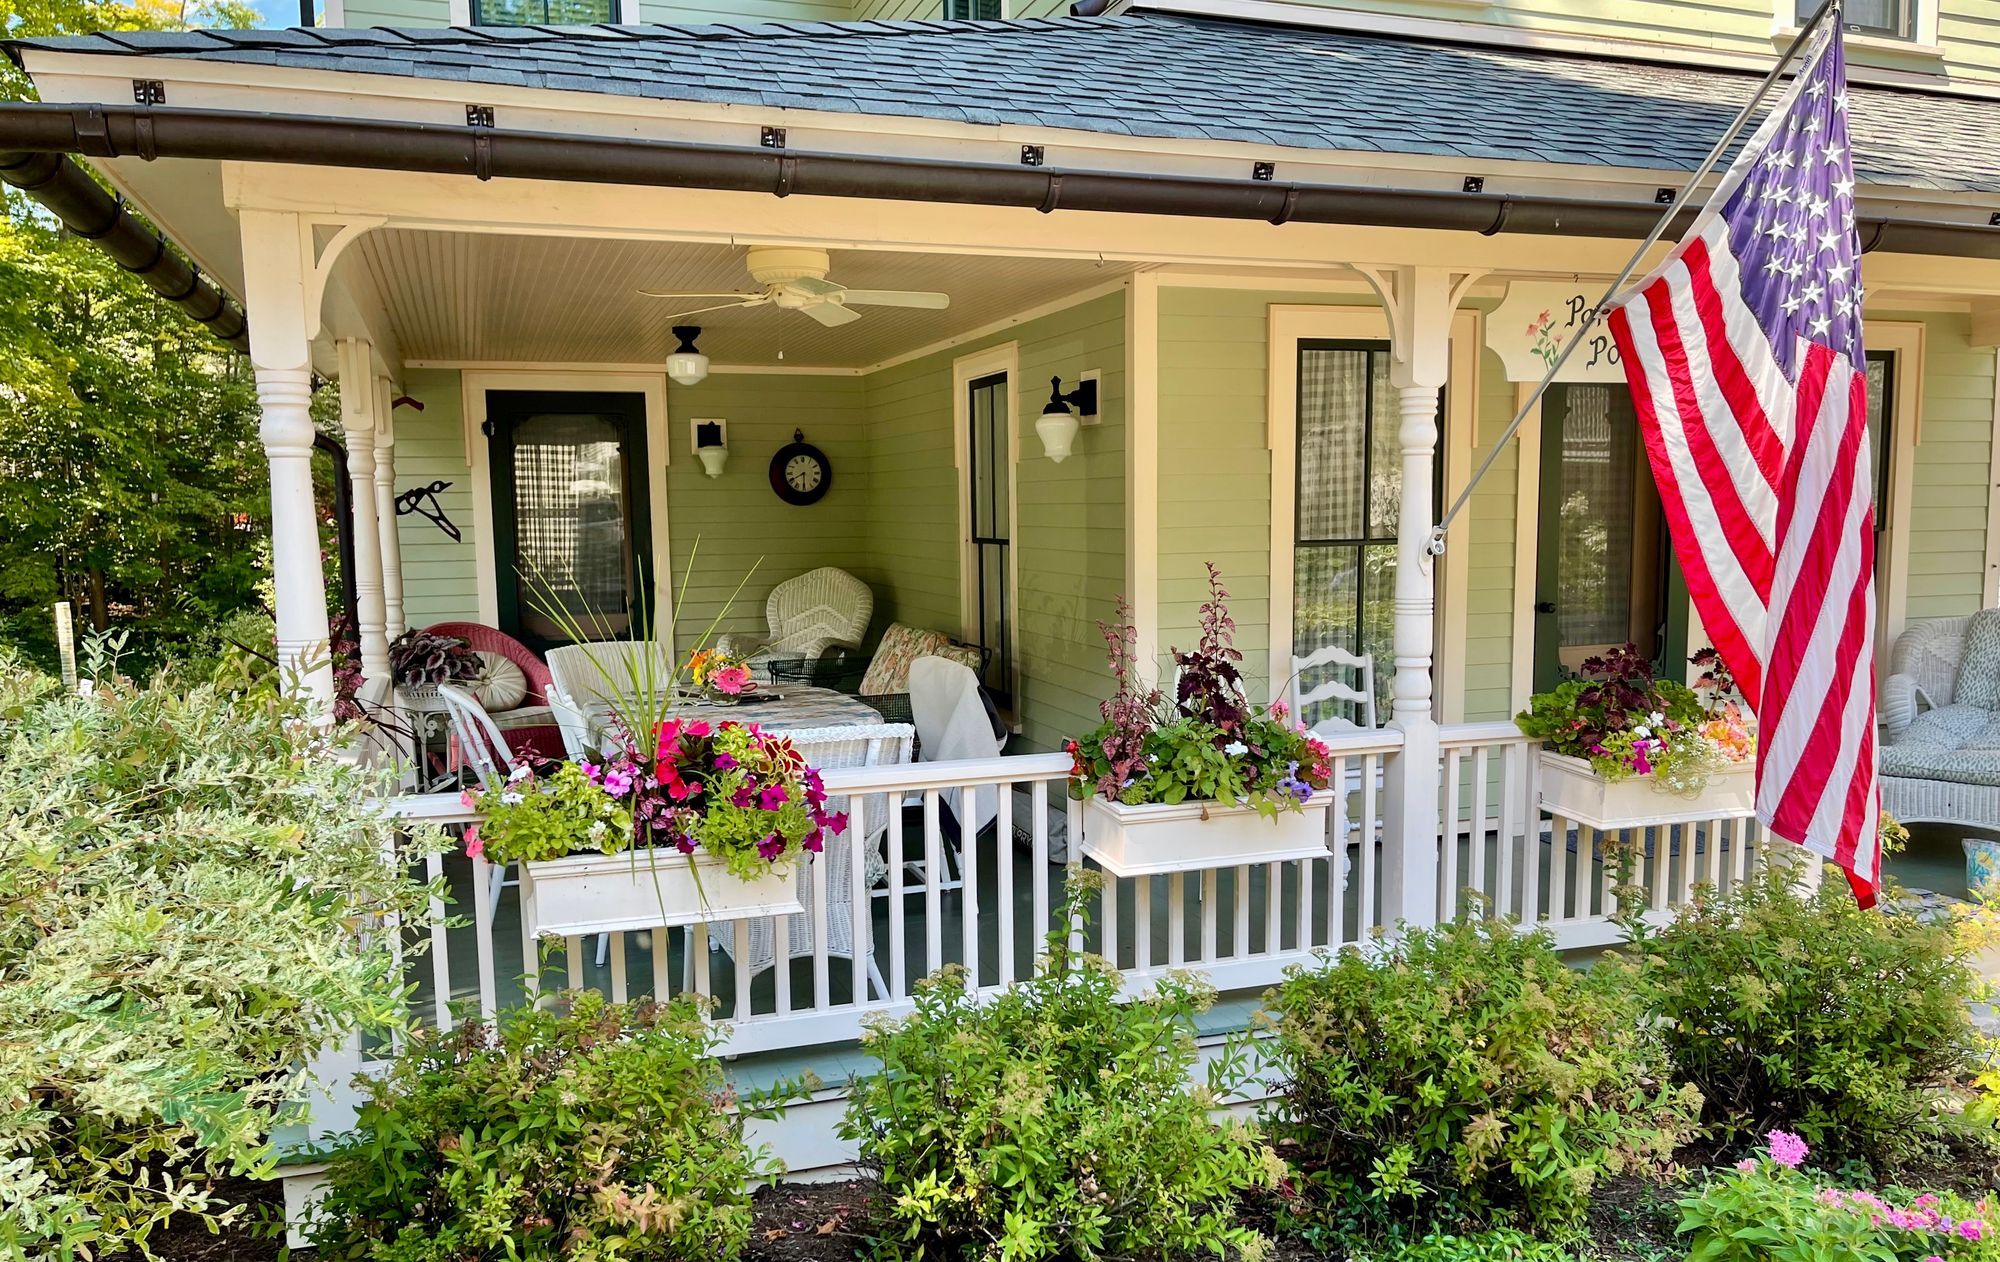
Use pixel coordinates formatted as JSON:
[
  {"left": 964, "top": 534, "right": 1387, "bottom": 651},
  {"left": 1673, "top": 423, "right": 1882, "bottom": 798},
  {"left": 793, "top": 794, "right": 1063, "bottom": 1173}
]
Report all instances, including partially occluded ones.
[{"left": 1485, "top": 281, "right": 1627, "bottom": 383}]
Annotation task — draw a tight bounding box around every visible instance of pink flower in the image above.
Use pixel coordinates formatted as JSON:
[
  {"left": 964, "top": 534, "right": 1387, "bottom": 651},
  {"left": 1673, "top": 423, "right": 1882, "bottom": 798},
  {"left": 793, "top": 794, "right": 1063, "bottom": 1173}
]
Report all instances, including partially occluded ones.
[
  {"left": 1960, "top": 1221, "right": 1986, "bottom": 1242},
  {"left": 759, "top": 784, "right": 790, "bottom": 811},
  {"left": 756, "top": 832, "right": 787, "bottom": 861},
  {"left": 712, "top": 664, "right": 753, "bottom": 695},
  {"left": 464, "top": 826, "right": 484, "bottom": 860},
  {"left": 1765, "top": 1129, "right": 1808, "bottom": 1169},
  {"left": 1736, "top": 1159, "right": 1758, "bottom": 1173}
]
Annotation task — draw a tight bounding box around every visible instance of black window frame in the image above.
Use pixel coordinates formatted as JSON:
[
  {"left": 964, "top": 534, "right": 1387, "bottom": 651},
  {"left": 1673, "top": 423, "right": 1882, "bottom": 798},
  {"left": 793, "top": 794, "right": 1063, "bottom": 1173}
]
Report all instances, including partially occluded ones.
[
  {"left": 965, "top": 370, "right": 1013, "bottom": 707},
  {"left": 471, "top": 0, "right": 616, "bottom": 26},
  {"left": 1797, "top": 0, "right": 1913, "bottom": 39},
  {"left": 943, "top": 0, "right": 1001, "bottom": 18}
]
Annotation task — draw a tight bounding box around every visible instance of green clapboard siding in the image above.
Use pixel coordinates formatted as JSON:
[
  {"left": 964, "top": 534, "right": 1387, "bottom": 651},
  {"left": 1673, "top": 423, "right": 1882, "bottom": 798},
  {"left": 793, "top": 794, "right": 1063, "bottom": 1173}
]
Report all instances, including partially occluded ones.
[
  {"left": 665, "top": 374, "right": 872, "bottom": 644},
  {"left": 1156, "top": 289, "right": 1525, "bottom": 722},
  {"left": 1898, "top": 311, "right": 1996, "bottom": 622},
  {"left": 862, "top": 291, "right": 1127, "bottom": 753},
  {"left": 340, "top": 0, "right": 454, "bottom": 26},
  {"left": 391, "top": 369, "right": 482, "bottom": 630}
]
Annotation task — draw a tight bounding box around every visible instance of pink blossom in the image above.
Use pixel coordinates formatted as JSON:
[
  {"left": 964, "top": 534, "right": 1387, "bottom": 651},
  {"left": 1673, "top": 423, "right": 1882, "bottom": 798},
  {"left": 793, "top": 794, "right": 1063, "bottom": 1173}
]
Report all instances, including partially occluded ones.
[
  {"left": 1735, "top": 1159, "right": 1758, "bottom": 1173},
  {"left": 464, "top": 827, "right": 484, "bottom": 860},
  {"left": 1959, "top": 1221, "right": 1986, "bottom": 1242},
  {"left": 712, "top": 664, "right": 753, "bottom": 695},
  {"left": 1765, "top": 1129, "right": 1808, "bottom": 1169}
]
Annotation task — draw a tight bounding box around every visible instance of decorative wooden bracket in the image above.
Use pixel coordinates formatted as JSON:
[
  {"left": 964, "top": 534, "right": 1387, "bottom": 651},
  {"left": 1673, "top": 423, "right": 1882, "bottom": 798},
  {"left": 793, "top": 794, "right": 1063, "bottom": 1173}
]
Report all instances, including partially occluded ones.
[{"left": 301, "top": 215, "right": 387, "bottom": 341}]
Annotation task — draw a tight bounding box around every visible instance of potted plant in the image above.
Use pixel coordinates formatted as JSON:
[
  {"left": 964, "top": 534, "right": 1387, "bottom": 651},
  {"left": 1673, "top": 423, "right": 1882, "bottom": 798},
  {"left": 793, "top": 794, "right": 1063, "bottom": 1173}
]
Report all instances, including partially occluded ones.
[
  {"left": 461, "top": 553, "right": 844, "bottom": 937},
  {"left": 1067, "top": 564, "right": 1337, "bottom": 876},
  {"left": 680, "top": 646, "right": 759, "bottom": 704},
  {"left": 1515, "top": 645, "right": 1756, "bottom": 829},
  {"left": 387, "top": 627, "right": 481, "bottom": 709}
]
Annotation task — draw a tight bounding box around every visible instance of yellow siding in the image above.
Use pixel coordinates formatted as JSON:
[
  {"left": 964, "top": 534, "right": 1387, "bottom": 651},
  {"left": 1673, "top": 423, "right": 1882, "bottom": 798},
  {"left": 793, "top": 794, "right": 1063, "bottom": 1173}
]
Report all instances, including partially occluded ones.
[
  {"left": 1461, "top": 325, "right": 1521, "bottom": 723},
  {"left": 1899, "top": 311, "right": 1996, "bottom": 621}
]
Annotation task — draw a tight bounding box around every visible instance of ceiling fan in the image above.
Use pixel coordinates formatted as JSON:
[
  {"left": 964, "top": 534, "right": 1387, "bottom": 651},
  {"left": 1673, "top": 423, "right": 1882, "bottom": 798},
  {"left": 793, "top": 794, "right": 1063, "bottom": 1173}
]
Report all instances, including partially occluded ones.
[{"left": 639, "top": 246, "right": 950, "bottom": 328}]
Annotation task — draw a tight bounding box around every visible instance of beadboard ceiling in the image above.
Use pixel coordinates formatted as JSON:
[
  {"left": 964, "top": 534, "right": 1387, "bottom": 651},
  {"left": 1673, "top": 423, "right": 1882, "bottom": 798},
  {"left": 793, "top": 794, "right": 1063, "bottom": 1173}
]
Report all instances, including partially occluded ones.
[{"left": 347, "top": 230, "right": 1138, "bottom": 370}]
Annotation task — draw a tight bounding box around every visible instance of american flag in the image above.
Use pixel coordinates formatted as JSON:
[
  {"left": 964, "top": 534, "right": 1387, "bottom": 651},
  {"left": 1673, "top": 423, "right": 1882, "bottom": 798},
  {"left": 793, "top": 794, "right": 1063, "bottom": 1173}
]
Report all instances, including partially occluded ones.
[{"left": 1605, "top": 19, "right": 1881, "bottom": 905}]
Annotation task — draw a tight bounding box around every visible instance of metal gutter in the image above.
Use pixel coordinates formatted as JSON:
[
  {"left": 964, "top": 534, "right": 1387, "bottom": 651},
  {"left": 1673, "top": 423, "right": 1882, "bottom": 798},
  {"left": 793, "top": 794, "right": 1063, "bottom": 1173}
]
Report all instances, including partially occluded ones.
[
  {"left": 0, "top": 147, "right": 248, "bottom": 351},
  {"left": 0, "top": 98, "right": 1996, "bottom": 352}
]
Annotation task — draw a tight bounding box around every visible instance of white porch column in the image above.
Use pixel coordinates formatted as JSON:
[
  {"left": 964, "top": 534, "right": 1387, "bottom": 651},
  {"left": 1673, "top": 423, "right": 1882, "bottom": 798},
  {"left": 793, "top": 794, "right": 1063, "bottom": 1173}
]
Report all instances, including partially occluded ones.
[
  {"left": 336, "top": 339, "right": 391, "bottom": 684},
  {"left": 1358, "top": 264, "right": 1483, "bottom": 930},
  {"left": 240, "top": 208, "right": 334, "bottom": 706},
  {"left": 373, "top": 375, "right": 407, "bottom": 638}
]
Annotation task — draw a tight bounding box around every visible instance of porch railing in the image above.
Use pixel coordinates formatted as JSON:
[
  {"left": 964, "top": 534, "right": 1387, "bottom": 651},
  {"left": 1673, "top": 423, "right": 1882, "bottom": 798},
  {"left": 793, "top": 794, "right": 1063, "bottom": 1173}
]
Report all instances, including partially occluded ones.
[{"left": 300, "top": 722, "right": 1760, "bottom": 1146}]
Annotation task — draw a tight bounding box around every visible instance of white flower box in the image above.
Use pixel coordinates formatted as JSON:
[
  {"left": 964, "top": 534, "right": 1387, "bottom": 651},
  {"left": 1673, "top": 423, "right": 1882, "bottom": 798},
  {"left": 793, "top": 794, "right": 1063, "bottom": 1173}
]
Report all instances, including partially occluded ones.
[
  {"left": 1078, "top": 794, "right": 1332, "bottom": 877},
  {"left": 518, "top": 850, "right": 802, "bottom": 939},
  {"left": 1536, "top": 750, "right": 1757, "bottom": 830}
]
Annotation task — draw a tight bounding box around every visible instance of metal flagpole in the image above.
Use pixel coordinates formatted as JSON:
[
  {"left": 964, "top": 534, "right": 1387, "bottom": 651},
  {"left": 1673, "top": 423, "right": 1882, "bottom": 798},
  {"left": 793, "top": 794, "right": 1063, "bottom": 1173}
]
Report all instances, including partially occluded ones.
[{"left": 1427, "top": 0, "right": 1844, "bottom": 558}]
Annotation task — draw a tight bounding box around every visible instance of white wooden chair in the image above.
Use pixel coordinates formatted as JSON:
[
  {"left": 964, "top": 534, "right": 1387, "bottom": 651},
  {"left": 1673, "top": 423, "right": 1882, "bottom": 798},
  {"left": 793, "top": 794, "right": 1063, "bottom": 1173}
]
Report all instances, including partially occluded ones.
[
  {"left": 693, "top": 722, "right": 915, "bottom": 1002},
  {"left": 545, "top": 640, "right": 676, "bottom": 754},
  {"left": 719, "top": 567, "right": 872, "bottom": 667},
  {"left": 1287, "top": 642, "right": 1378, "bottom": 734}
]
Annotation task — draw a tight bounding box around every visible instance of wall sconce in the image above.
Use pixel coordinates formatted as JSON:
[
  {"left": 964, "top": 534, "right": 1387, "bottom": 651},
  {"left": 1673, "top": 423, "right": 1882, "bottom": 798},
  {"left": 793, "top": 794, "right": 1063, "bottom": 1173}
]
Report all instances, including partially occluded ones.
[
  {"left": 1036, "top": 373, "right": 1099, "bottom": 464},
  {"left": 692, "top": 417, "right": 728, "bottom": 478},
  {"left": 666, "top": 325, "right": 710, "bottom": 387}
]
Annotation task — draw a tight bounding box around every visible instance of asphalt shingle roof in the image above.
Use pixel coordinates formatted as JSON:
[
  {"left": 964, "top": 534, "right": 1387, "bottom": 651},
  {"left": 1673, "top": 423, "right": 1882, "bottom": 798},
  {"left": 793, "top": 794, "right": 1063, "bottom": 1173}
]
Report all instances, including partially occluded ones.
[{"left": 11, "top": 11, "right": 1999, "bottom": 194}]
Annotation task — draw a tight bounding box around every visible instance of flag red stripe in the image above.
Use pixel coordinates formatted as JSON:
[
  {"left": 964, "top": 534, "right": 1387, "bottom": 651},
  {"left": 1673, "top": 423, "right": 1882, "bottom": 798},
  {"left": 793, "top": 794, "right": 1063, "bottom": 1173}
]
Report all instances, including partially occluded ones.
[
  {"left": 1682, "top": 236, "right": 1788, "bottom": 493},
  {"left": 1609, "top": 301, "right": 1766, "bottom": 707}
]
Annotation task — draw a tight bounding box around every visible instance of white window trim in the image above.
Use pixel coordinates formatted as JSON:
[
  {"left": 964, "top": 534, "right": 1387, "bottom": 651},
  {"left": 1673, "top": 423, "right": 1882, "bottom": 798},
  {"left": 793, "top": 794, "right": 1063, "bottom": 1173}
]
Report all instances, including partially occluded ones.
[
  {"left": 447, "top": 0, "right": 470, "bottom": 25},
  {"left": 951, "top": 342, "right": 1021, "bottom": 711},
  {"left": 460, "top": 368, "right": 674, "bottom": 652},
  {"left": 1769, "top": 0, "right": 1941, "bottom": 56},
  {"left": 1871, "top": 320, "right": 1925, "bottom": 660},
  {"left": 1265, "top": 305, "right": 1477, "bottom": 721}
]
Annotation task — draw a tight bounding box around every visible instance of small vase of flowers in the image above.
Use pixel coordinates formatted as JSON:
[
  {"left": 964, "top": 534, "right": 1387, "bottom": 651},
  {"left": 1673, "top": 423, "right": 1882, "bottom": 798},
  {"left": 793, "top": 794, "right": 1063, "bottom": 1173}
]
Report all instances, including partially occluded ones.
[
  {"left": 681, "top": 647, "right": 758, "bottom": 704},
  {"left": 1067, "top": 564, "right": 1338, "bottom": 876},
  {"left": 1515, "top": 645, "right": 1757, "bottom": 828}
]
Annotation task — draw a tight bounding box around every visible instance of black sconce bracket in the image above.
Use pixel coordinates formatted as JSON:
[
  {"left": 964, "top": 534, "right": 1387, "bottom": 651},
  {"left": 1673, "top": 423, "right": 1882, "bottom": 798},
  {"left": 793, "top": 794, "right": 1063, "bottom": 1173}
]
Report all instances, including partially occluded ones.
[{"left": 1045, "top": 374, "right": 1098, "bottom": 420}]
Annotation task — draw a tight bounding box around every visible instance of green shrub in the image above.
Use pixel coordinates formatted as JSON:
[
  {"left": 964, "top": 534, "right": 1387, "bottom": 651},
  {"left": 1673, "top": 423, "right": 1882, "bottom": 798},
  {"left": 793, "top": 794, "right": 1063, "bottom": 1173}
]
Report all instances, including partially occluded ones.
[
  {"left": 1349, "top": 1227, "right": 1591, "bottom": 1262},
  {"left": 1678, "top": 1130, "right": 2000, "bottom": 1262},
  {"left": 841, "top": 876, "right": 1282, "bottom": 1261},
  {"left": 1641, "top": 856, "right": 1977, "bottom": 1166},
  {"left": 0, "top": 652, "right": 440, "bottom": 1261},
  {"left": 311, "top": 993, "right": 775, "bottom": 1262},
  {"left": 1263, "top": 916, "right": 1698, "bottom": 1238}
]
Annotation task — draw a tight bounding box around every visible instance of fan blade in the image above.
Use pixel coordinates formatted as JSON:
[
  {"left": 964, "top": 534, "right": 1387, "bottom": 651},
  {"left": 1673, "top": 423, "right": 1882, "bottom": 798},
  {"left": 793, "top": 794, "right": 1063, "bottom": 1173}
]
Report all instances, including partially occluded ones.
[
  {"left": 654, "top": 299, "right": 768, "bottom": 319},
  {"left": 786, "top": 276, "right": 845, "bottom": 297},
  {"left": 836, "top": 289, "right": 951, "bottom": 310},
  {"left": 800, "top": 301, "right": 862, "bottom": 327},
  {"left": 638, "top": 290, "right": 762, "bottom": 300}
]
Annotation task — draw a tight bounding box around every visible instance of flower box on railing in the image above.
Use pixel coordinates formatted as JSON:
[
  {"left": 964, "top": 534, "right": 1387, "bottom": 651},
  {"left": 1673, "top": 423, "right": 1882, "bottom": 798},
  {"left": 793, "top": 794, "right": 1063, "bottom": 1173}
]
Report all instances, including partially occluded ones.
[
  {"left": 1078, "top": 795, "right": 1332, "bottom": 877},
  {"left": 518, "top": 850, "right": 803, "bottom": 940},
  {"left": 1536, "top": 750, "right": 1756, "bottom": 830}
]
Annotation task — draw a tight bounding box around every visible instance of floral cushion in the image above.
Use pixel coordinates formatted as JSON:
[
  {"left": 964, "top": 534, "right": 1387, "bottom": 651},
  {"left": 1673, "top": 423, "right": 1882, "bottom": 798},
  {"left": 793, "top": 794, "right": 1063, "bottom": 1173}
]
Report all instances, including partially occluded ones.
[
  {"left": 859, "top": 623, "right": 951, "bottom": 696},
  {"left": 1953, "top": 608, "right": 2000, "bottom": 711},
  {"left": 1881, "top": 704, "right": 2000, "bottom": 789}
]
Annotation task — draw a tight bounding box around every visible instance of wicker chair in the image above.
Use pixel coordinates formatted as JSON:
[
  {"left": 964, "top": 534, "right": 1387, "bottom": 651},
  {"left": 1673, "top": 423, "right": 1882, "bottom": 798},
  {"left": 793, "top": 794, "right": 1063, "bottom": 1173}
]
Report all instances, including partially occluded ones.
[
  {"left": 545, "top": 640, "right": 676, "bottom": 757},
  {"left": 719, "top": 567, "right": 872, "bottom": 667},
  {"left": 694, "top": 722, "right": 915, "bottom": 1001},
  {"left": 1880, "top": 614, "right": 2000, "bottom": 831},
  {"left": 422, "top": 621, "right": 563, "bottom": 760}
]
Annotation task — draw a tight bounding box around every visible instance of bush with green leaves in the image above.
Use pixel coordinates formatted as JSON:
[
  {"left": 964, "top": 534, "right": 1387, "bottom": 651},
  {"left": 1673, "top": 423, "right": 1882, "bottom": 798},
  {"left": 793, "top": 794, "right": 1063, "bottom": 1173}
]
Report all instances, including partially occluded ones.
[
  {"left": 0, "top": 650, "right": 440, "bottom": 1261},
  {"left": 310, "top": 992, "right": 777, "bottom": 1262},
  {"left": 1348, "top": 1227, "right": 1591, "bottom": 1262},
  {"left": 1639, "top": 855, "right": 1977, "bottom": 1166},
  {"left": 841, "top": 875, "right": 1282, "bottom": 1261},
  {"left": 1263, "top": 915, "right": 1699, "bottom": 1239}
]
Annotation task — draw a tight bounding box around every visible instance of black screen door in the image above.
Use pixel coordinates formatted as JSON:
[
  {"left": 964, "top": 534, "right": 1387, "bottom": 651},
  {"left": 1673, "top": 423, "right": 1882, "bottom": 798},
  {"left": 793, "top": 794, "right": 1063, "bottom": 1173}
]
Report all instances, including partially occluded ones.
[{"left": 488, "top": 391, "right": 653, "bottom": 653}]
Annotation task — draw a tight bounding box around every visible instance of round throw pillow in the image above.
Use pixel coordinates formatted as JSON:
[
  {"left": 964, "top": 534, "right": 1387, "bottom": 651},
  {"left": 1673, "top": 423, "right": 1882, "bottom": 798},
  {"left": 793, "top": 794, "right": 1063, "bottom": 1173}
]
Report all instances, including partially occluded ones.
[{"left": 470, "top": 651, "right": 528, "bottom": 712}]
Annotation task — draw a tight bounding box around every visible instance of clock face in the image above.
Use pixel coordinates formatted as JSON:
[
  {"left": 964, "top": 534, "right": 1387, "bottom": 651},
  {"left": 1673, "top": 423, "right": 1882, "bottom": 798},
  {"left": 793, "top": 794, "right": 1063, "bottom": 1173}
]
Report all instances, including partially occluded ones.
[
  {"left": 770, "top": 439, "right": 832, "bottom": 505},
  {"left": 785, "top": 453, "right": 823, "bottom": 492}
]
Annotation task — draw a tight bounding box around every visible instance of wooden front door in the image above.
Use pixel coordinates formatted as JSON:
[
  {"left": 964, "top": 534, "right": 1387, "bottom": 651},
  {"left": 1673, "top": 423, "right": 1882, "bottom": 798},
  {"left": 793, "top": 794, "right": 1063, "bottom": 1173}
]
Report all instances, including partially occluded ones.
[{"left": 488, "top": 391, "right": 653, "bottom": 653}]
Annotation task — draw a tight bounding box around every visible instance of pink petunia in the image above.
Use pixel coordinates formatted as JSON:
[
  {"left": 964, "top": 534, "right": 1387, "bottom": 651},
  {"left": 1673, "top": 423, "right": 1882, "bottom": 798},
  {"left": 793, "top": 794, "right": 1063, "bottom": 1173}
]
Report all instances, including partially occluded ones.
[
  {"left": 1960, "top": 1221, "right": 1986, "bottom": 1241},
  {"left": 464, "top": 826, "right": 484, "bottom": 860}
]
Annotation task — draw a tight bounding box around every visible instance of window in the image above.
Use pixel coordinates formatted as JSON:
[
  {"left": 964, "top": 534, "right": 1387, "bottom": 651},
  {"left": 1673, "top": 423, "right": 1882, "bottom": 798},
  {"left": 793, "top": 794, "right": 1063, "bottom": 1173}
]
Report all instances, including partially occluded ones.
[
  {"left": 1796, "top": 0, "right": 1911, "bottom": 39},
  {"left": 472, "top": 0, "right": 615, "bottom": 25},
  {"left": 1292, "top": 341, "right": 1440, "bottom": 723},
  {"left": 944, "top": 0, "right": 1001, "bottom": 18},
  {"left": 965, "top": 371, "right": 1013, "bottom": 707}
]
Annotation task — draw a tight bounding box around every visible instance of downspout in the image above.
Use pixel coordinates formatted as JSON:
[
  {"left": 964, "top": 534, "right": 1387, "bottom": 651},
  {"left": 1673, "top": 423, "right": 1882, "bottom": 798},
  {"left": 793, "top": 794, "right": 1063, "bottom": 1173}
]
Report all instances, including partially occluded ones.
[{"left": 0, "top": 148, "right": 248, "bottom": 351}]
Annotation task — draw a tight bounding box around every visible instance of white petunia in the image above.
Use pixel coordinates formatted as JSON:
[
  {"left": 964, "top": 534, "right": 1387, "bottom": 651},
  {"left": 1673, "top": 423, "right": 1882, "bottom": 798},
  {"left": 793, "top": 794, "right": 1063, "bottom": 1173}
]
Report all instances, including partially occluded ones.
[
  {"left": 1632, "top": 726, "right": 1651, "bottom": 740},
  {"left": 500, "top": 791, "right": 525, "bottom": 806},
  {"left": 1223, "top": 740, "right": 1248, "bottom": 757},
  {"left": 508, "top": 763, "right": 532, "bottom": 782}
]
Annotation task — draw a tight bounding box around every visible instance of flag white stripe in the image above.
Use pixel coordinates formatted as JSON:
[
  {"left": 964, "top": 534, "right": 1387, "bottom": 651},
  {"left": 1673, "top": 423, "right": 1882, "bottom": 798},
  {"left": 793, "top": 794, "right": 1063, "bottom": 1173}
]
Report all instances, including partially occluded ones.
[
  {"left": 1695, "top": 217, "right": 1799, "bottom": 465},
  {"left": 1662, "top": 250, "right": 1781, "bottom": 549}
]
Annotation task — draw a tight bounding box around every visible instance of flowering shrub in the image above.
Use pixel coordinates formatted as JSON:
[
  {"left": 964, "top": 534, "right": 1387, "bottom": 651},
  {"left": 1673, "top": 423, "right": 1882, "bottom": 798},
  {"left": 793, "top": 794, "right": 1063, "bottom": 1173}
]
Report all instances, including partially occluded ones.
[
  {"left": 1515, "top": 644, "right": 1752, "bottom": 790},
  {"left": 386, "top": 627, "right": 480, "bottom": 687},
  {"left": 467, "top": 717, "right": 845, "bottom": 879},
  {"left": 840, "top": 875, "right": 1281, "bottom": 1261},
  {"left": 1264, "top": 915, "right": 1699, "bottom": 1238},
  {"left": 309, "top": 993, "right": 782, "bottom": 1262},
  {"left": 1068, "top": 565, "right": 1334, "bottom": 812},
  {"left": 1641, "top": 853, "right": 1977, "bottom": 1164},
  {"left": 1679, "top": 1131, "right": 2000, "bottom": 1262}
]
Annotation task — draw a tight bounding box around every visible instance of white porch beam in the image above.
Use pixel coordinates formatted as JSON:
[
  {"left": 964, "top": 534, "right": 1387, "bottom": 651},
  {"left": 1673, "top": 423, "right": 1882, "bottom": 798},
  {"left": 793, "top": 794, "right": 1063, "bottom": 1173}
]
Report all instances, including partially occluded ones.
[
  {"left": 336, "top": 338, "right": 392, "bottom": 685},
  {"left": 238, "top": 207, "right": 333, "bottom": 706},
  {"left": 1970, "top": 298, "right": 2000, "bottom": 348},
  {"left": 1355, "top": 263, "right": 1485, "bottom": 929},
  {"left": 374, "top": 374, "right": 407, "bottom": 639}
]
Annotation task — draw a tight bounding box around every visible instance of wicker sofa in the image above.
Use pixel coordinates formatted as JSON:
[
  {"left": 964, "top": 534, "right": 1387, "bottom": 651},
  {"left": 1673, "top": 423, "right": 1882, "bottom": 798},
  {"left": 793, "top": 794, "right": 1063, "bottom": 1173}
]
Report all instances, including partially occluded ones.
[{"left": 1880, "top": 612, "right": 2000, "bottom": 832}]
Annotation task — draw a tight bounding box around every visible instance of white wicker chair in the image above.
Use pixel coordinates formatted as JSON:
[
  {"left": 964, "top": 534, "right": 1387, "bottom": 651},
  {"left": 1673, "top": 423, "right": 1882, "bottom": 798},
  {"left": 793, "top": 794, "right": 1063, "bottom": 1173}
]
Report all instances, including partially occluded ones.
[
  {"left": 545, "top": 640, "right": 675, "bottom": 755},
  {"left": 719, "top": 567, "right": 872, "bottom": 666},
  {"left": 1880, "top": 614, "right": 2000, "bottom": 831},
  {"left": 697, "top": 722, "right": 915, "bottom": 1001}
]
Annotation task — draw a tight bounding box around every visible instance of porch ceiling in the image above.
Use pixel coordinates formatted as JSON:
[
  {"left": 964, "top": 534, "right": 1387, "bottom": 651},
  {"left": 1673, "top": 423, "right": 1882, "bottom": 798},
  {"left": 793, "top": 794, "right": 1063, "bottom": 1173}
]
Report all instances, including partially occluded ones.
[{"left": 351, "top": 229, "right": 1137, "bottom": 370}]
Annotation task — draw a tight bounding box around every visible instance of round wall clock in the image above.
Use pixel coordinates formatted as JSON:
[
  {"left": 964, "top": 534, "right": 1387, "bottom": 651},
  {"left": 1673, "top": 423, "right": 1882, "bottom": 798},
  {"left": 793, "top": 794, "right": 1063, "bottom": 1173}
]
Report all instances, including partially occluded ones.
[{"left": 770, "top": 428, "right": 832, "bottom": 506}]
